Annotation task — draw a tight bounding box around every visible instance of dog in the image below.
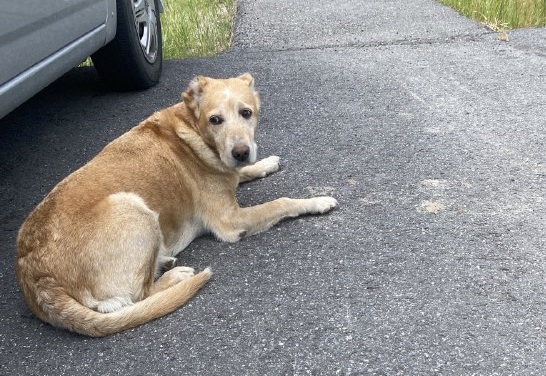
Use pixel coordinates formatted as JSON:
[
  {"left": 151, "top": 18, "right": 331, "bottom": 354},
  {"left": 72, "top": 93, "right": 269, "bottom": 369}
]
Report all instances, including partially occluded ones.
[{"left": 16, "top": 74, "right": 338, "bottom": 337}]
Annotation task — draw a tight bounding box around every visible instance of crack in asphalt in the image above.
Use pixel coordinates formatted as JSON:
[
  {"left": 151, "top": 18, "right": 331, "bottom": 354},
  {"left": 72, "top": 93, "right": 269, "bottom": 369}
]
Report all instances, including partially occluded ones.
[{"left": 232, "top": 30, "right": 494, "bottom": 54}]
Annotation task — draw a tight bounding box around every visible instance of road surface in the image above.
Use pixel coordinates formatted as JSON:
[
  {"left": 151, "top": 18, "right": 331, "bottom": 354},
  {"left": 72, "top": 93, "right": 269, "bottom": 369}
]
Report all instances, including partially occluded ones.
[{"left": 1, "top": 0, "right": 546, "bottom": 374}]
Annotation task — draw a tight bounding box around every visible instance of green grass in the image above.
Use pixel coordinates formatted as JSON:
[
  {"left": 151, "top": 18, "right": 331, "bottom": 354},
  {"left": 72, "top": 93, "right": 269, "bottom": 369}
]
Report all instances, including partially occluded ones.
[
  {"left": 162, "top": 0, "right": 236, "bottom": 59},
  {"left": 82, "top": 0, "right": 235, "bottom": 66},
  {"left": 439, "top": 0, "right": 546, "bottom": 30}
]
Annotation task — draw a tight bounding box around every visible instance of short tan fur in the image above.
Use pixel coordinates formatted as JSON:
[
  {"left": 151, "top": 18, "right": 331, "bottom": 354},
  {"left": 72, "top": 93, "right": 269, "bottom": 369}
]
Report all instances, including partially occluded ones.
[{"left": 16, "top": 74, "right": 337, "bottom": 337}]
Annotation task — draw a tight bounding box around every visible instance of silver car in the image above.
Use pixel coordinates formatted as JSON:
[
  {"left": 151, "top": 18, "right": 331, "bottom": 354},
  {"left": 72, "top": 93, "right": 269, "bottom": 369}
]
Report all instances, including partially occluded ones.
[{"left": 0, "top": 0, "right": 164, "bottom": 119}]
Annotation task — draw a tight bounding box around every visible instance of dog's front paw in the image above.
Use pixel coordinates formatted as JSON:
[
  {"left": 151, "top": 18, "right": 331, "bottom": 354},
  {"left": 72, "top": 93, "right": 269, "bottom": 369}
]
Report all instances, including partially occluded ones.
[
  {"left": 311, "top": 196, "right": 338, "bottom": 213},
  {"left": 257, "top": 155, "right": 280, "bottom": 177}
]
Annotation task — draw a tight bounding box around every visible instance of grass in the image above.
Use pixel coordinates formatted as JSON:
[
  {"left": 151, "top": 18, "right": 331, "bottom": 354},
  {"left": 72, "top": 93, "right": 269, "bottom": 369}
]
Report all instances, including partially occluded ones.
[
  {"left": 82, "top": 0, "right": 235, "bottom": 66},
  {"left": 439, "top": 0, "right": 546, "bottom": 30},
  {"left": 162, "top": 0, "right": 236, "bottom": 59}
]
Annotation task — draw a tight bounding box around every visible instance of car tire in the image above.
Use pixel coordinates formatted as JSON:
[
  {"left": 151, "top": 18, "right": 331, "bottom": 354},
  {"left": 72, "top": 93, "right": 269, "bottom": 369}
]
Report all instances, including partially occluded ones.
[{"left": 92, "top": 0, "right": 163, "bottom": 90}]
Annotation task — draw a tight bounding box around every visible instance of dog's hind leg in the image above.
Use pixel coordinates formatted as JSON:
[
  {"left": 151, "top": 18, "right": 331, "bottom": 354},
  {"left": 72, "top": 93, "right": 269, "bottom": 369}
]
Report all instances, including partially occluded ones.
[
  {"left": 84, "top": 192, "right": 164, "bottom": 312},
  {"left": 238, "top": 156, "right": 280, "bottom": 183}
]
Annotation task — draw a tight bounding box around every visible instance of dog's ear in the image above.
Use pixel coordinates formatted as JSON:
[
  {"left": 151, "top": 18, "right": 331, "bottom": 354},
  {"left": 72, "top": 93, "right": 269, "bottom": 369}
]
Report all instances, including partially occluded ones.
[
  {"left": 182, "top": 76, "right": 208, "bottom": 119},
  {"left": 238, "top": 73, "right": 255, "bottom": 88},
  {"left": 238, "top": 73, "right": 261, "bottom": 111}
]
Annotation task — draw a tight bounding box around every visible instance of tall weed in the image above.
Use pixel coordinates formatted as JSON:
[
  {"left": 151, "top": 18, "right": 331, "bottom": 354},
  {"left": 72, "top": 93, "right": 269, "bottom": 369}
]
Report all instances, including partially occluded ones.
[
  {"left": 162, "top": 0, "right": 236, "bottom": 59},
  {"left": 439, "top": 0, "right": 546, "bottom": 29}
]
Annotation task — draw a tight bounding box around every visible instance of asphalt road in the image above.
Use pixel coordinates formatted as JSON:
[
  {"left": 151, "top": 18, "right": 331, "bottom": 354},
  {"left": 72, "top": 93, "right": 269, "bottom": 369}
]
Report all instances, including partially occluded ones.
[{"left": 2, "top": 0, "right": 546, "bottom": 374}]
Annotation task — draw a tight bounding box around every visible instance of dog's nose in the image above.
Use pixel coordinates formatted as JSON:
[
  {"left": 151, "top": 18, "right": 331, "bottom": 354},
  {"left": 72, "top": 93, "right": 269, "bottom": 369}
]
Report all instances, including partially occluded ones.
[{"left": 232, "top": 143, "right": 250, "bottom": 162}]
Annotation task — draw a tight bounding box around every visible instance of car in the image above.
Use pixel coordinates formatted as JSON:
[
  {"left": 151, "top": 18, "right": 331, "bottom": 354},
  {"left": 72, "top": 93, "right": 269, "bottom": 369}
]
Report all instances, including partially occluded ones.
[{"left": 0, "top": 0, "right": 164, "bottom": 119}]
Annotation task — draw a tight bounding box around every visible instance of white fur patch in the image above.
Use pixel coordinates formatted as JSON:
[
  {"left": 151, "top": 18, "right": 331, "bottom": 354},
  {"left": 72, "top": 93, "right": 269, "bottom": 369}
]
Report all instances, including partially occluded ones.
[
  {"left": 108, "top": 192, "right": 159, "bottom": 219},
  {"left": 223, "top": 88, "right": 233, "bottom": 99},
  {"left": 109, "top": 191, "right": 147, "bottom": 208},
  {"left": 96, "top": 296, "right": 133, "bottom": 313},
  {"left": 81, "top": 291, "right": 133, "bottom": 313}
]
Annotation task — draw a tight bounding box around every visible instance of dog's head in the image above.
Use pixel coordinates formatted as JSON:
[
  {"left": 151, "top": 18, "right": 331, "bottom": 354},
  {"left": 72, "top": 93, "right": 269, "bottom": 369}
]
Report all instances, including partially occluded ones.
[{"left": 182, "top": 74, "right": 261, "bottom": 169}]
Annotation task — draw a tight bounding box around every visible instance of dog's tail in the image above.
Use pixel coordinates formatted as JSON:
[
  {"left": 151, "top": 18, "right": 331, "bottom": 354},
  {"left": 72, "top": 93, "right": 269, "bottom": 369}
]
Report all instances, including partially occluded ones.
[{"left": 30, "top": 268, "right": 212, "bottom": 337}]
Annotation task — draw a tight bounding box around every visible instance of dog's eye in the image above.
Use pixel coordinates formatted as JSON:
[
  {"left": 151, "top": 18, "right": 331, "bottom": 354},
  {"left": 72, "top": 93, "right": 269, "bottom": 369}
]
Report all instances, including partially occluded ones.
[
  {"left": 209, "top": 115, "right": 223, "bottom": 125},
  {"left": 240, "top": 108, "right": 252, "bottom": 119}
]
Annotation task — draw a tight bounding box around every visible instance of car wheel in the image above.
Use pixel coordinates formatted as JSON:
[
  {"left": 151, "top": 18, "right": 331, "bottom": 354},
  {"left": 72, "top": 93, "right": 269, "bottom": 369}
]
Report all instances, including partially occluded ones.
[{"left": 92, "top": 0, "right": 163, "bottom": 90}]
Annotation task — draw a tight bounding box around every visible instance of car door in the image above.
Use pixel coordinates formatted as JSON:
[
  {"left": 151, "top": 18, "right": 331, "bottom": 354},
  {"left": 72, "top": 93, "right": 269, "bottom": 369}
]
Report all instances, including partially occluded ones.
[{"left": 0, "top": 0, "right": 107, "bottom": 85}]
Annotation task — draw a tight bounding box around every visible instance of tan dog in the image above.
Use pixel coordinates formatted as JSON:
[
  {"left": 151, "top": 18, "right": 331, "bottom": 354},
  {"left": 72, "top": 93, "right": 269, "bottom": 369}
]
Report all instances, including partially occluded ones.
[{"left": 16, "top": 74, "right": 337, "bottom": 337}]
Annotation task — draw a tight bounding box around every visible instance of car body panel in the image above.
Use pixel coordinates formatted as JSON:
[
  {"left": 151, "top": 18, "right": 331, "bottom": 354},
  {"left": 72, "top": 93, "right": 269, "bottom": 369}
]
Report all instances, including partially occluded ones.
[{"left": 0, "top": 0, "right": 117, "bottom": 118}]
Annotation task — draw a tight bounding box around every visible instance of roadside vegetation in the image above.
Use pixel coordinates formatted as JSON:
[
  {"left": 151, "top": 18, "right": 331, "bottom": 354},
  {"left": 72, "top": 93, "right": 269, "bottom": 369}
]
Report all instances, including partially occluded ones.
[
  {"left": 439, "top": 0, "right": 546, "bottom": 30},
  {"left": 82, "top": 0, "right": 235, "bottom": 66},
  {"left": 162, "top": 0, "right": 236, "bottom": 59}
]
